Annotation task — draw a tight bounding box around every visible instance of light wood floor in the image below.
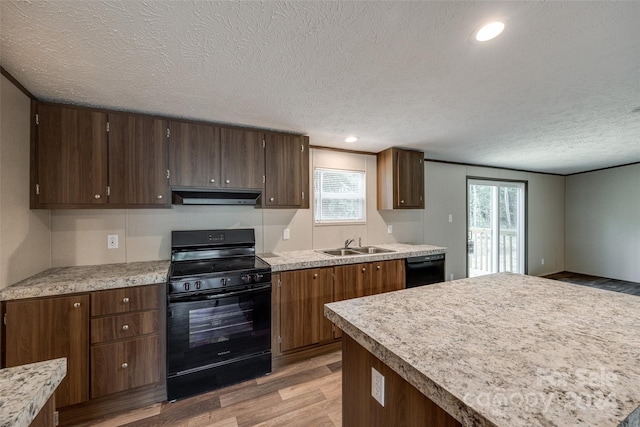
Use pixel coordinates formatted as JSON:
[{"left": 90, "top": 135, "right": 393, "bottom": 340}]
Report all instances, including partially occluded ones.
[{"left": 73, "top": 351, "right": 342, "bottom": 427}]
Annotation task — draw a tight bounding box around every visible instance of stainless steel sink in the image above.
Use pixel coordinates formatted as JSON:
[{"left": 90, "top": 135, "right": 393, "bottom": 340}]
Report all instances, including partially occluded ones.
[
  {"left": 319, "top": 248, "right": 362, "bottom": 256},
  {"left": 352, "top": 246, "right": 395, "bottom": 254},
  {"left": 318, "top": 246, "right": 395, "bottom": 257}
]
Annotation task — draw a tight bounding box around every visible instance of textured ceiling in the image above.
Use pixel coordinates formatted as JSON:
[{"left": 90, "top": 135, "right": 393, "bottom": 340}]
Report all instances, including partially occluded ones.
[{"left": 1, "top": 1, "right": 639, "bottom": 174}]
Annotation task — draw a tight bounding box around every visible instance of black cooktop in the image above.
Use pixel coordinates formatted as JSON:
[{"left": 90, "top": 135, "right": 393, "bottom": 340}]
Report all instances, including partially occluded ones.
[{"left": 169, "top": 256, "right": 270, "bottom": 278}]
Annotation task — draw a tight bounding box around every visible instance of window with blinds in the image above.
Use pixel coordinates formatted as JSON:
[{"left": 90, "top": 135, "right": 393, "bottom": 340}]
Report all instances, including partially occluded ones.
[{"left": 313, "top": 168, "right": 366, "bottom": 224}]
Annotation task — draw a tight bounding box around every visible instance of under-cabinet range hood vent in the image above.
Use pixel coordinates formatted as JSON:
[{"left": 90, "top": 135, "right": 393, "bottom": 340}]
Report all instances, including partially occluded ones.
[{"left": 172, "top": 188, "right": 262, "bottom": 206}]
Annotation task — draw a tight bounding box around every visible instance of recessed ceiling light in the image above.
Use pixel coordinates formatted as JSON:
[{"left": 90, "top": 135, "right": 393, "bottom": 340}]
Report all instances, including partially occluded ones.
[
  {"left": 345, "top": 136, "right": 358, "bottom": 143},
  {"left": 475, "top": 21, "right": 505, "bottom": 42}
]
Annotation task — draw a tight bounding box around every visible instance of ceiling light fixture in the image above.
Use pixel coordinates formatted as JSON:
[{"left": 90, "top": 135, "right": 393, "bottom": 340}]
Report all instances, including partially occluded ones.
[
  {"left": 475, "top": 21, "right": 505, "bottom": 42},
  {"left": 345, "top": 136, "right": 358, "bottom": 143}
]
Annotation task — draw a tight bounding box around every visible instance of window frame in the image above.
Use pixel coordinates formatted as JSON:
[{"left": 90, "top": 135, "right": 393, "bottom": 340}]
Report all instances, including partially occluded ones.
[{"left": 313, "top": 167, "right": 367, "bottom": 225}]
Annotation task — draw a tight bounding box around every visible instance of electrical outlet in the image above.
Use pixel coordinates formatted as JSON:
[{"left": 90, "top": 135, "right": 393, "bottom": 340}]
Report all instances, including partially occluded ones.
[
  {"left": 448, "top": 214, "right": 453, "bottom": 223},
  {"left": 371, "top": 367, "right": 385, "bottom": 406},
  {"left": 107, "top": 234, "right": 119, "bottom": 249},
  {"left": 541, "top": 258, "right": 545, "bottom": 265},
  {"left": 387, "top": 224, "right": 393, "bottom": 234},
  {"left": 450, "top": 273, "right": 454, "bottom": 281},
  {"left": 283, "top": 228, "right": 290, "bottom": 240}
]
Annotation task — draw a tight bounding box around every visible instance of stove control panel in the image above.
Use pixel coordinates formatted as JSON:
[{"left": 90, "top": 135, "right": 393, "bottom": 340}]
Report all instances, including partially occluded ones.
[{"left": 169, "top": 271, "right": 272, "bottom": 295}]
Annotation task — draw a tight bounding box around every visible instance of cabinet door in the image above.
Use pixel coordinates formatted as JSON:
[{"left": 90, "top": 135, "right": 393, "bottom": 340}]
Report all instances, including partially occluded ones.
[
  {"left": 91, "top": 335, "right": 161, "bottom": 398},
  {"left": 264, "top": 133, "right": 306, "bottom": 207},
  {"left": 5, "top": 295, "right": 89, "bottom": 407},
  {"left": 333, "top": 263, "right": 371, "bottom": 339},
  {"left": 220, "top": 128, "right": 264, "bottom": 189},
  {"left": 169, "top": 121, "right": 220, "bottom": 188},
  {"left": 396, "top": 149, "right": 424, "bottom": 208},
  {"left": 371, "top": 259, "right": 406, "bottom": 295},
  {"left": 108, "top": 113, "right": 169, "bottom": 205},
  {"left": 279, "top": 268, "right": 333, "bottom": 352},
  {"left": 36, "top": 104, "right": 108, "bottom": 205}
]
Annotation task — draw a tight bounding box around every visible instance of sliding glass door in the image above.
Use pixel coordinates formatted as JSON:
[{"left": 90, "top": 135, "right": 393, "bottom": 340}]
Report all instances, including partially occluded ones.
[{"left": 467, "top": 178, "right": 526, "bottom": 277}]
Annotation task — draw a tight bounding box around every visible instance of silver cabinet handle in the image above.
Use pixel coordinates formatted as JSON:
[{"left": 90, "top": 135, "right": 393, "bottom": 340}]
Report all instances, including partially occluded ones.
[
  {"left": 73, "top": 302, "right": 81, "bottom": 308},
  {"left": 94, "top": 194, "right": 101, "bottom": 199},
  {"left": 400, "top": 200, "right": 405, "bottom": 204},
  {"left": 377, "top": 265, "right": 381, "bottom": 270},
  {"left": 269, "top": 197, "right": 275, "bottom": 202},
  {"left": 313, "top": 273, "right": 318, "bottom": 279},
  {"left": 122, "top": 324, "right": 129, "bottom": 331},
  {"left": 121, "top": 362, "right": 128, "bottom": 369},
  {"left": 362, "top": 268, "right": 366, "bottom": 272},
  {"left": 157, "top": 195, "right": 163, "bottom": 199},
  {"left": 225, "top": 179, "right": 230, "bottom": 184},
  {"left": 210, "top": 179, "right": 215, "bottom": 183},
  {"left": 122, "top": 297, "right": 130, "bottom": 303}
]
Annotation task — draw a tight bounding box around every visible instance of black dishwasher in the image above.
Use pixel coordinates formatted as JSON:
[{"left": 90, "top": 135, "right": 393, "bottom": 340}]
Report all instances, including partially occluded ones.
[{"left": 405, "top": 253, "right": 446, "bottom": 288}]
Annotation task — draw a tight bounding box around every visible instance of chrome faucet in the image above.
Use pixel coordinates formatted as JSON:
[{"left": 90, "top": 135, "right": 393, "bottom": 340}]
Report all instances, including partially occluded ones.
[
  {"left": 358, "top": 237, "right": 362, "bottom": 247},
  {"left": 344, "top": 238, "right": 355, "bottom": 249}
]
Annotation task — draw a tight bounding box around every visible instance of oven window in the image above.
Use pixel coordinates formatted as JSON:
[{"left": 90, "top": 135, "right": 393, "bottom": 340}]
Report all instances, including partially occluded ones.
[{"left": 189, "top": 301, "right": 254, "bottom": 348}]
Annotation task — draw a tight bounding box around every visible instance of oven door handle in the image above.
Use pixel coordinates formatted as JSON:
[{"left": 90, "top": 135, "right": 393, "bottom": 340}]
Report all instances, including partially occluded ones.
[{"left": 168, "top": 283, "right": 271, "bottom": 303}]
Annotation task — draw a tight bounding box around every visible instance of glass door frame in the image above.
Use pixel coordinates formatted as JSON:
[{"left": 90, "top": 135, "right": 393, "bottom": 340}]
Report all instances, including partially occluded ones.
[{"left": 466, "top": 176, "right": 528, "bottom": 277}]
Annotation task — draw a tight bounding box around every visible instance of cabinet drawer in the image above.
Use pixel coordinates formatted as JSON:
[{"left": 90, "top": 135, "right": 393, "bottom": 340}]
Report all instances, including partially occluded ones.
[
  {"left": 91, "top": 335, "right": 161, "bottom": 398},
  {"left": 91, "top": 285, "right": 159, "bottom": 316},
  {"left": 91, "top": 310, "right": 159, "bottom": 344}
]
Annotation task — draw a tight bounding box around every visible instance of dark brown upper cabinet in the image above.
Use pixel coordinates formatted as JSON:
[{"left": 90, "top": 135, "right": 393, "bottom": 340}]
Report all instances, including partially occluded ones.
[
  {"left": 34, "top": 103, "right": 108, "bottom": 207},
  {"left": 377, "top": 147, "right": 424, "bottom": 209},
  {"left": 32, "top": 102, "right": 169, "bottom": 208},
  {"left": 107, "top": 112, "right": 169, "bottom": 206},
  {"left": 220, "top": 128, "right": 265, "bottom": 190},
  {"left": 168, "top": 121, "right": 220, "bottom": 188},
  {"left": 263, "top": 133, "right": 309, "bottom": 208}
]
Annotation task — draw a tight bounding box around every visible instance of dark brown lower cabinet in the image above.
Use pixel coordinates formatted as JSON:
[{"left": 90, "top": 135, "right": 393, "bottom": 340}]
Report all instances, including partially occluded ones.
[
  {"left": 342, "top": 335, "right": 461, "bottom": 427},
  {"left": 29, "top": 394, "right": 56, "bottom": 427},
  {"left": 4, "top": 295, "right": 90, "bottom": 407},
  {"left": 91, "top": 335, "right": 161, "bottom": 398}
]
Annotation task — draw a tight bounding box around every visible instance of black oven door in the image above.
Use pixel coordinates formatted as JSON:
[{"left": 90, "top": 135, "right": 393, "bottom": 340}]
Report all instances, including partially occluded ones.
[{"left": 167, "top": 283, "right": 271, "bottom": 376}]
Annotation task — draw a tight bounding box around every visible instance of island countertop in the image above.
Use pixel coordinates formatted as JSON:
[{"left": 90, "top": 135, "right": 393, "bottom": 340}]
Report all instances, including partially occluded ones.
[
  {"left": 0, "top": 358, "right": 67, "bottom": 427},
  {"left": 324, "top": 272, "right": 640, "bottom": 427}
]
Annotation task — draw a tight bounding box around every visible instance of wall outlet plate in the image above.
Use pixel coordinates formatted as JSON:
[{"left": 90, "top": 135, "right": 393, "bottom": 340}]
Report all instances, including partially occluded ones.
[
  {"left": 371, "top": 367, "right": 385, "bottom": 406},
  {"left": 387, "top": 224, "right": 393, "bottom": 234},
  {"left": 283, "top": 228, "right": 290, "bottom": 240},
  {"left": 107, "top": 234, "right": 119, "bottom": 249}
]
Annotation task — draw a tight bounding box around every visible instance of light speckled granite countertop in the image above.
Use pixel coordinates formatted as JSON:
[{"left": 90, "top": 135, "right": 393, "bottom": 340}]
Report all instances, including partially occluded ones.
[
  {"left": 0, "top": 358, "right": 66, "bottom": 427},
  {"left": 0, "top": 261, "right": 169, "bottom": 301},
  {"left": 260, "top": 243, "right": 446, "bottom": 272},
  {"left": 325, "top": 272, "right": 640, "bottom": 427}
]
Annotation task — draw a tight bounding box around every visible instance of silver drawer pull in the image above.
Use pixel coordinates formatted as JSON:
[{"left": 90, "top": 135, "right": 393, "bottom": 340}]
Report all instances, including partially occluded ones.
[
  {"left": 94, "top": 194, "right": 101, "bottom": 199},
  {"left": 225, "top": 179, "right": 230, "bottom": 184},
  {"left": 121, "top": 362, "right": 128, "bottom": 369},
  {"left": 313, "top": 273, "right": 318, "bottom": 279},
  {"left": 377, "top": 265, "right": 381, "bottom": 270},
  {"left": 157, "top": 195, "right": 163, "bottom": 199},
  {"left": 362, "top": 268, "right": 366, "bottom": 272},
  {"left": 210, "top": 179, "right": 215, "bottom": 183},
  {"left": 400, "top": 200, "right": 405, "bottom": 204},
  {"left": 122, "top": 297, "right": 130, "bottom": 303},
  {"left": 73, "top": 302, "right": 81, "bottom": 308},
  {"left": 269, "top": 197, "right": 275, "bottom": 202},
  {"left": 122, "top": 324, "right": 129, "bottom": 331}
]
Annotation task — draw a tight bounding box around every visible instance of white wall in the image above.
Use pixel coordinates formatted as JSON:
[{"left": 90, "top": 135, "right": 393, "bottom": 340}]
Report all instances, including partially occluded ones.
[
  {"left": 565, "top": 164, "right": 640, "bottom": 282},
  {"left": 423, "top": 161, "right": 566, "bottom": 280},
  {"left": 0, "top": 75, "right": 51, "bottom": 288}
]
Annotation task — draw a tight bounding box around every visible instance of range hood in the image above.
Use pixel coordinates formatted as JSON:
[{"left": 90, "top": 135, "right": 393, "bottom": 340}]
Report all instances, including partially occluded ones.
[{"left": 172, "top": 188, "right": 262, "bottom": 205}]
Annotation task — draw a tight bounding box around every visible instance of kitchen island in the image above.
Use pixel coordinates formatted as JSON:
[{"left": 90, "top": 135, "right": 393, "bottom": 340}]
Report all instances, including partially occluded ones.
[
  {"left": 325, "top": 273, "right": 640, "bottom": 427},
  {"left": 0, "top": 358, "right": 67, "bottom": 427}
]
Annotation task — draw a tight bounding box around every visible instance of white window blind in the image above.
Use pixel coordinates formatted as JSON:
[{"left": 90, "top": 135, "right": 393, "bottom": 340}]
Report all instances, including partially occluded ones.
[{"left": 314, "top": 168, "right": 366, "bottom": 224}]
